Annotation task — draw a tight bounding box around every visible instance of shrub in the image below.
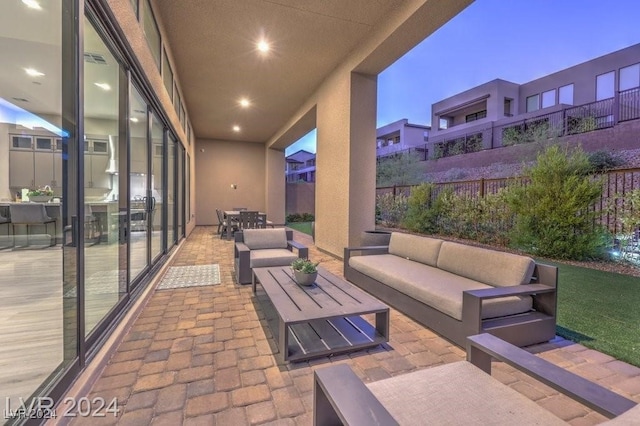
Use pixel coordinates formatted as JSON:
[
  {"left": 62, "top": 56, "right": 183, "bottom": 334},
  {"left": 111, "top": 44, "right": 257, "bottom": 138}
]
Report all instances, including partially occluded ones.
[
  {"left": 300, "top": 213, "right": 315, "bottom": 222},
  {"left": 505, "top": 144, "right": 607, "bottom": 259},
  {"left": 286, "top": 213, "right": 314, "bottom": 223},
  {"left": 403, "top": 183, "right": 439, "bottom": 233},
  {"left": 376, "top": 152, "right": 424, "bottom": 187},
  {"left": 587, "top": 150, "right": 625, "bottom": 172},
  {"left": 376, "top": 193, "right": 408, "bottom": 228},
  {"left": 431, "top": 187, "right": 512, "bottom": 245},
  {"left": 614, "top": 189, "right": 640, "bottom": 263}
]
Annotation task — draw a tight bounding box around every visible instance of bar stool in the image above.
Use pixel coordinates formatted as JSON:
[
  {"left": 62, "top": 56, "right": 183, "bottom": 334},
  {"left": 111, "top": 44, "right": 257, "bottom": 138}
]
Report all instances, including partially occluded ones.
[
  {"left": 0, "top": 213, "right": 11, "bottom": 249},
  {"left": 9, "top": 203, "right": 57, "bottom": 248}
]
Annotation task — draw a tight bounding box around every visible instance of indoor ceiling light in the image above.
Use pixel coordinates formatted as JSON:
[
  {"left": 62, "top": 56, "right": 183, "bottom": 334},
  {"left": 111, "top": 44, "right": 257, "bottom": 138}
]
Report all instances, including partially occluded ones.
[
  {"left": 24, "top": 68, "right": 44, "bottom": 77},
  {"left": 94, "top": 82, "right": 111, "bottom": 91},
  {"left": 257, "top": 40, "right": 270, "bottom": 53},
  {"left": 130, "top": 117, "right": 139, "bottom": 123},
  {"left": 232, "top": 125, "right": 241, "bottom": 132},
  {"left": 239, "top": 98, "right": 250, "bottom": 108},
  {"left": 22, "top": 0, "right": 42, "bottom": 10}
]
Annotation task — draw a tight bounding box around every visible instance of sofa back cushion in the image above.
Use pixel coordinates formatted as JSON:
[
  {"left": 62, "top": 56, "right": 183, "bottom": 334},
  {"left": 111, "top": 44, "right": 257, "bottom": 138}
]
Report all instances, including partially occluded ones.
[
  {"left": 388, "top": 232, "right": 443, "bottom": 267},
  {"left": 437, "top": 241, "right": 535, "bottom": 287},
  {"left": 243, "top": 228, "right": 288, "bottom": 250}
]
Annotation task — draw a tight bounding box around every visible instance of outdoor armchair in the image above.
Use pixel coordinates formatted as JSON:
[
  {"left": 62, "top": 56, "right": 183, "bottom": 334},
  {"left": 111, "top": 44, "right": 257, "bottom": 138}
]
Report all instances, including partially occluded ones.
[
  {"left": 314, "top": 333, "right": 638, "bottom": 425},
  {"left": 234, "top": 228, "right": 308, "bottom": 284}
]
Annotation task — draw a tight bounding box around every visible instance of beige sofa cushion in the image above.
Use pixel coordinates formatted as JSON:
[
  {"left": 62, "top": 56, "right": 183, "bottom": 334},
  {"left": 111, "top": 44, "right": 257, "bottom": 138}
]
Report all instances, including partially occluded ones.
[
  {"left": 388, "top": 232, "right": 443, "bottom": 267},
  {"left": 437, "top": 241, "right": 535, "bottom": 287},
  {"left": 349, "top": 254, "right": 532, "bottom": 321},
  {"left": 250, "top": 249, "right": 298, "bottom": 268},
  {"left": 367, "top": 361, "right": 565, "bottom": 425},
  {"left": 243, "top": 228, "right": 288, "bottom": 250}
]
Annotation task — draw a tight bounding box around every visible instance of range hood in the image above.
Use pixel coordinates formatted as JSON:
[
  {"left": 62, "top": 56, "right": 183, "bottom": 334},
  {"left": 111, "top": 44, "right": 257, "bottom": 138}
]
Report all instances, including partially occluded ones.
[{"left": 105, "top": 134, "right": 117, "bottom": 174}]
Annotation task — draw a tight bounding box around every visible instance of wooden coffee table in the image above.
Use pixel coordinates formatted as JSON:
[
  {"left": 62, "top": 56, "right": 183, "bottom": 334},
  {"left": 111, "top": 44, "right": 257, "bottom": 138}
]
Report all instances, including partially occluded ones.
[{"left": 252, "top": 266, "right": 390, "bottom": 363}]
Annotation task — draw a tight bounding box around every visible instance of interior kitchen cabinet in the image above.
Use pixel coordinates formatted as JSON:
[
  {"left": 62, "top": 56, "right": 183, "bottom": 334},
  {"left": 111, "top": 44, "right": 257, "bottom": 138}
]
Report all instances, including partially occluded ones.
[
  {"left": 84, "top": 138, "right": 111, "bottom": 189},
  {"left": 9, "top": 135, "right": 63, "bottom": 191}
]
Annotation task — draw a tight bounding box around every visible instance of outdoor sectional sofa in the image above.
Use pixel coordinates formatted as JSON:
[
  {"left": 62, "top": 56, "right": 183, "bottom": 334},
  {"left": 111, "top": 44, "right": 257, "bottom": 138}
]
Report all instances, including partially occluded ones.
[{"left": 344, "top": 232, "right": 558, "bottom": 347}]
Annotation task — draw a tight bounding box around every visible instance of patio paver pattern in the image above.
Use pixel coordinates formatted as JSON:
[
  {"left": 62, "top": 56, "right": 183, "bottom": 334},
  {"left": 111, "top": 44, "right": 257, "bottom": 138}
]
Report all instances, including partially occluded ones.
[{"left": 69, "top": 226, "right": 640, "bottom": 425}]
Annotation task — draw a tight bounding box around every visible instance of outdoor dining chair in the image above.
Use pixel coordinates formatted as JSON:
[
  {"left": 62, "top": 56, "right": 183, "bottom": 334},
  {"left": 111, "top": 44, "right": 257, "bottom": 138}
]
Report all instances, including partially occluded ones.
[
  {"left": 216, "top": 208, "right": 237, "bottom": 239},
  {"left": 239, "top": 210, "right": 260, "bottom": 230}
]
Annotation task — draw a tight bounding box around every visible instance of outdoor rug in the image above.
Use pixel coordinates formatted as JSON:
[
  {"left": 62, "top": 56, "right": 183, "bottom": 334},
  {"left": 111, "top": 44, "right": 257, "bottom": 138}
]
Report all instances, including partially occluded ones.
[{"left": 157, "top": 264, "right": 221, "bottom": 290}]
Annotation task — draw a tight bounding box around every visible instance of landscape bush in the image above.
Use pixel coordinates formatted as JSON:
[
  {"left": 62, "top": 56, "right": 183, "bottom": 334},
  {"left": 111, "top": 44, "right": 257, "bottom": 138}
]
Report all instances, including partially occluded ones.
[
  {"left": 376, "top": 192, "right": 408, "bottom": 228},
  {"left": 403, "top": 183, "right": 440, "bottom": 233},
  {"left": 376, "top": 152, "right": 424, "bottom": 187},
  {"left": 587, "top": 149, "right": 625, "bottom": 172},
  {"left": 286, "top": 213, "right": 314, "bottom": 222},
  {"left": 505, "top": 144, "right": 607, "bottom": 259},
  {"left": 434, "top": 188, "right": 513, "bottom": 245}
]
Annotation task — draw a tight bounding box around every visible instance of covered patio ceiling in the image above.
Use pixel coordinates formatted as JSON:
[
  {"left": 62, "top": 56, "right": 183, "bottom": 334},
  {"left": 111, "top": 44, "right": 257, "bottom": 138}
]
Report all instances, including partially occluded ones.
[{"left": 152, "top": 0, "right": 468, "bottom": 145}]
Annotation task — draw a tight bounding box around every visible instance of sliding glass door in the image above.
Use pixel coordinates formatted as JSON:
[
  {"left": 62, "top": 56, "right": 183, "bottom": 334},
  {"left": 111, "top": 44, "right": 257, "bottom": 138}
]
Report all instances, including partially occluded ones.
[
  {"left": 151, "top": 114, "right": 164, "bottom": 262},
  {"left": 129, "top": 85, "right": 149, "bottom": 281}
]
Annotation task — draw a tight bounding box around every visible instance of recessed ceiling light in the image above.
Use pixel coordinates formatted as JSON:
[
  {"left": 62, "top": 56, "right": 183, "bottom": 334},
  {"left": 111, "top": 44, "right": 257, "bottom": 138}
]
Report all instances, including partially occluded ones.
[
  {"left": 130, "top": 117, "right": 139, "bottom": 123},
  {"left": 239, "top": 98, "right": 250, "bottom": 108},
  {"left": 24, "top": 68, "right": 44, "bottom": 77},
  {"left": 94, "top": 82, "right": 111, "bottom": 91},
  {"left": 257, "top": 40, "right": 270, "bottom": 53},
  {"left": 232, "top": 125, "right": 241, "bottom": 132},
  {"left": 22, "top": 0, "right": 42, "bottom": 10}
]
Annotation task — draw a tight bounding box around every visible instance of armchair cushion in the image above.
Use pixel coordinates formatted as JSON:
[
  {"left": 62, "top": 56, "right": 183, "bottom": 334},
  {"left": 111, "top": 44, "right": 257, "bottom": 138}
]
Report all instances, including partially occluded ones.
[
  {"left": 250, "top": 249, "right": 299, "bottom": 268},
  {"left": 243, "top": 228, "right": 288, "bottom": 250},
  {"left": 367, "top": 361, "right": 565, "bottom": 425}
]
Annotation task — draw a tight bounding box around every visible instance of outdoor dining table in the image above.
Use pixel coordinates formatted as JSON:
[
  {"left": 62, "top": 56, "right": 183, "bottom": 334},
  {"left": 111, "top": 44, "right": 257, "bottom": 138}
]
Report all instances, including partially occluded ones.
[{"left": 223, "top": 210, "right": 267, "bottom": 240}]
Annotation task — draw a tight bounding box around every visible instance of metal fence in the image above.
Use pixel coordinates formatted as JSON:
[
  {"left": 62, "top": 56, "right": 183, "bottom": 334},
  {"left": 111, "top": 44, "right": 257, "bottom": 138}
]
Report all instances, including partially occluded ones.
[{"left": 377, "top": 167, "right": 640, "bottom": 235}]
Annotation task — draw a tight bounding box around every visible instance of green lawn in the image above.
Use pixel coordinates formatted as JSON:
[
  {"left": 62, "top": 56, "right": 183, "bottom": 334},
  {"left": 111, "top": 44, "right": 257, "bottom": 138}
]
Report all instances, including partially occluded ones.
[
  {"left": 543, "top": 260, "right": 640, "bottom": 366},
  {"left": 286, "top": 221, "right": 313, "bottom": 236}
]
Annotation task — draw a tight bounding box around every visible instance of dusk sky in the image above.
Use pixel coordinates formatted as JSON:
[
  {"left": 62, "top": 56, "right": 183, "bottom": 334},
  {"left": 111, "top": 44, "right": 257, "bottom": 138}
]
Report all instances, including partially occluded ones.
[{"left": 286, "top": 0, "right": 640, "bottom": 155}]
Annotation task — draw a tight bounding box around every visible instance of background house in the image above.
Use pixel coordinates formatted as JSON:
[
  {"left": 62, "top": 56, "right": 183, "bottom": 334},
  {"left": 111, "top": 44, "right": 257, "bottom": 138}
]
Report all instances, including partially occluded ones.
[
  {"left": 285, "top": 149, "right": 316, "bottom": 183},
  {"left": 376, "top": 118, "right": 430, "bottom": 157},
  {"left": 427, "top": 43, "right": 640, "bottom": 156}
]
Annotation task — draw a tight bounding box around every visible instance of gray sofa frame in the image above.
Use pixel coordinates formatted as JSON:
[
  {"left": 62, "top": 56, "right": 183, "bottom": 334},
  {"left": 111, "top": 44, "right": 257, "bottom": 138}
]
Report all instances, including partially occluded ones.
[
  {"left": 314, "top": 333, "right": 637, "bottom": 425},
  {"left": 234, "top": 229, "right": 308, "bottom": 284},
  {"left": 344, "top": 245, "right": 558, "bottom": 347}
]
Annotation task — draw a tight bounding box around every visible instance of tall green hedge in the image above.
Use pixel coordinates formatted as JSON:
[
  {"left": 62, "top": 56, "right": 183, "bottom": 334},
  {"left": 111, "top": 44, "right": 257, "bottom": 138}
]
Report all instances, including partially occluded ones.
[{"left": 506, "top": 145, "right": 607, "bottom": 259}]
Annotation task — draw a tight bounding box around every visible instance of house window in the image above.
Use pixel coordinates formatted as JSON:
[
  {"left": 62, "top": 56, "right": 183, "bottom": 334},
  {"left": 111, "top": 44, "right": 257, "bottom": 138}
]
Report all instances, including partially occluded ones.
[
  {"left": 542, "top": 89, "right": 556, "bottom": 108},
  {"left": 465, "top": 110, "right": 487, "bottom": 123},
  {"left": 559, "top": 84, "right": 574, "bottom": 105},
  {"left": 504, "top": 98, "right": 512, "bottom": 116},
  {"left": 162, "top": 48, "right": 173, "bottom": 101},
  {"left": 596, "top": 71, "right": 615, "bottom": 100},
  {"left": 142, "top": 0, "right": 161, "bottom": 69},
  {"left": 526, "top": 94, "right": 539, "bottom": 112},
  {"left": 620, "top": 63, "right": 640, "bottom": 91},
  {"left": 439, "top": 118, "right": 449, "bottom": 130}
]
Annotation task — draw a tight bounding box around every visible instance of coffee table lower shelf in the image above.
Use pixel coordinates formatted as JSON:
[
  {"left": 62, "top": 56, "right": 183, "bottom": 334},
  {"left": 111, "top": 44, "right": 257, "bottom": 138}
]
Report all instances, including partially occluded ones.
[{"left": 285, "top": 315, "right": 386, "bottom": 362}]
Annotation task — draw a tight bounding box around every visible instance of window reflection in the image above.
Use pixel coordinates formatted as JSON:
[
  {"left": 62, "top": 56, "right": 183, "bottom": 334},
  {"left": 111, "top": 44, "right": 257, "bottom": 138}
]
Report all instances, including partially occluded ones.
[
  {"left": 83, "top": 16, "right": 125, "bottom": 336},
  {"left": 0, "top": 0, "right": 76, "bottom": 411}
]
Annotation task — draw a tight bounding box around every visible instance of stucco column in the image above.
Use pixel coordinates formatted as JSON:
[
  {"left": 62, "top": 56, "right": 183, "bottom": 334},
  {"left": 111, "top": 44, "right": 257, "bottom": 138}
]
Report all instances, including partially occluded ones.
[
  {"left": 265, "top": 147, "right": 286, "bottom": 226},
  {"left": 315, "top": 72, "right": 377, "bottom": 257}
]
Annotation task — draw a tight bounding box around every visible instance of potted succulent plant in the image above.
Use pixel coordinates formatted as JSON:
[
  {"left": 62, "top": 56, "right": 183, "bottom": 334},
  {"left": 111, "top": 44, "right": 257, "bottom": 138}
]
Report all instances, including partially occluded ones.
[{"left": 291, "top": 258, "right": 319, "bottom": 286}]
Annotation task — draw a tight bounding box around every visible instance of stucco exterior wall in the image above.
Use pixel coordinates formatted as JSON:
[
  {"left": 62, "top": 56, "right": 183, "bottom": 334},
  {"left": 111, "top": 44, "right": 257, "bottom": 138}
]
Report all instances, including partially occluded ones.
[
  {"left": 194, "top": 138, "right": 265, "bottom": 226},
  {"left": 286, "top": 183, "right": 315, "bottom": 216}
]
